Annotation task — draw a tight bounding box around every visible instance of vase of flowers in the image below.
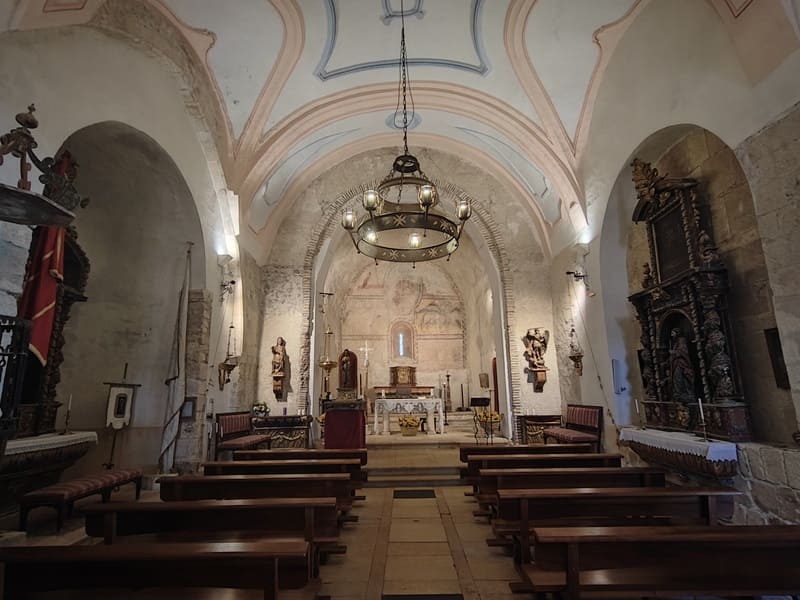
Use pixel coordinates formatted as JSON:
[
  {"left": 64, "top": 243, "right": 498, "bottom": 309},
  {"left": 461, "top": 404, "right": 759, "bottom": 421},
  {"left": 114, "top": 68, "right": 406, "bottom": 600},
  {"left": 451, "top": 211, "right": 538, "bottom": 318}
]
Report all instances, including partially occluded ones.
[
  {"left": 475, "top": 410, "right": 502, "bottom": 438},
  {"left": 398, "top": 415, "right": 420, "bottom": 436}
]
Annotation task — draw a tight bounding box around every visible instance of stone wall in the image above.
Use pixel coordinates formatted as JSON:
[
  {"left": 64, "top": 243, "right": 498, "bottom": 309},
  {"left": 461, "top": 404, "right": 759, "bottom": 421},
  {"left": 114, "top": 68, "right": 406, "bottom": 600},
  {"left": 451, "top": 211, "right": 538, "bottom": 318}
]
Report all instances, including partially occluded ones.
[
  {"left": 736, "top": 100, "right": 800, "bottom": 436},
  {"left": 734, "top": 444, "right": 800, "bottom": 524},
  {"left": 173, "top": 289, "right": 212, "bottom": 473},
  {"left": 0, "top": 222, "right": 30, "bottom": 316}
]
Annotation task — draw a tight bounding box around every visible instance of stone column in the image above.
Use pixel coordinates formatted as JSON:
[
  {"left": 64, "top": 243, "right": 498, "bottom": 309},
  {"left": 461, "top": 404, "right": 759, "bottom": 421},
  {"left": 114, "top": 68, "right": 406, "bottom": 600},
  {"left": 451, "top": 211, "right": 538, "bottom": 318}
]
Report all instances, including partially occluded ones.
[{"left": 173, "top": 289, "right": 212, "bottom": 473}]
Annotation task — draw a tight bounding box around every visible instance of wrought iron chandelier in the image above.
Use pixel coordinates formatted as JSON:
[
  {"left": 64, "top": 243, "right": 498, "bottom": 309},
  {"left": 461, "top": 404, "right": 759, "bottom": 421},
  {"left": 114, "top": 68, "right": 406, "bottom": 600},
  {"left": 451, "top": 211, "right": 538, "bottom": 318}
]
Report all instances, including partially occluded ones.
[{"left": 341, "top": 1, "right": 471, "bottom": 265}]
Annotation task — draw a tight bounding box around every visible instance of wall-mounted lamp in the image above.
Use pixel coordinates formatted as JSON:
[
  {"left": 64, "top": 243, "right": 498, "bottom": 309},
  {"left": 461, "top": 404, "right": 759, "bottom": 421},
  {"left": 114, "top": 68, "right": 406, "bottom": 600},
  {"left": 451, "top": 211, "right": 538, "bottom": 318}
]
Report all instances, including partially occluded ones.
[
  {"left": 565, "top": 271, "right": 596, "bottom": 297},
  {"left": 220, "top": 279, "right": 236, "bottom": 302}
]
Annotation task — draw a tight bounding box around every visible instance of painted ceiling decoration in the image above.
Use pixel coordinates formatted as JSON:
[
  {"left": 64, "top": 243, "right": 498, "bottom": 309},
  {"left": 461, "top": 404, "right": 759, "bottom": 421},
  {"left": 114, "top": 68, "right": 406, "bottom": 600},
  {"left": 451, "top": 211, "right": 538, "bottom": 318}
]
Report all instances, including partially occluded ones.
[
  {"left": 315, "top": 0, "right": 488, "bottom": 81},
  {"left": 11, "top": 0, "right": 788, "bottom": 258}
]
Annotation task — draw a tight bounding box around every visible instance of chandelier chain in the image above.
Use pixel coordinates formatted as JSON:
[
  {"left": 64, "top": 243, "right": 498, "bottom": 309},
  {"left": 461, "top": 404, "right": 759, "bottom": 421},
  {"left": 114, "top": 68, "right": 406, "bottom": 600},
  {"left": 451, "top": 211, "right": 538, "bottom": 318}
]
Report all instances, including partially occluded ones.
[{"left": 399, "top": 0, "right": 409, "bottom": 156}]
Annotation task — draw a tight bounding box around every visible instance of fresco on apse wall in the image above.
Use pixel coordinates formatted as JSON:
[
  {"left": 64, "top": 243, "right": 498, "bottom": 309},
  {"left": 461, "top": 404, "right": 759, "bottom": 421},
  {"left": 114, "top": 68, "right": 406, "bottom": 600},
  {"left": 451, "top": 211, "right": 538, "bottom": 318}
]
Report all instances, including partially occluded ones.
[{"left": 342, "top": 264, "right": 466, "bottom": 378}]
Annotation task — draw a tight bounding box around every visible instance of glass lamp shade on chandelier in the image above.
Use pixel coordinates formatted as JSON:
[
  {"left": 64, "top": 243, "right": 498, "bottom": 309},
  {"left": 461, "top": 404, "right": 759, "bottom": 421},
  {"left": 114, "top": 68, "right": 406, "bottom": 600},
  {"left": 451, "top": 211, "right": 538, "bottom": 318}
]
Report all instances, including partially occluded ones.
[{"left": 340, "top": 1, "right": 471, "bottom": 264}]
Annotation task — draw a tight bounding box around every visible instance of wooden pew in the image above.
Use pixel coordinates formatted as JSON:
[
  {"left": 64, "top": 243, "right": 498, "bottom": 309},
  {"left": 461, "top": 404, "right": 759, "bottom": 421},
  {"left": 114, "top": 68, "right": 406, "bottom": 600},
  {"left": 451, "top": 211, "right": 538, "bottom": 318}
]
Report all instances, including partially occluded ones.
[
  {"left": 235, "top": 448, "right": 367, "bottom": 465},
  {"left": 459, "top": 443, "right": 593, "bottom": 463},
  {"left": 83, "top": 497, "right": 342, "bottom": 573},
  {"left": 158, "top": 473, "right": 355, "bottom": 516},
  {"left": 497, "top": 486, "right": 739, "bottom": 565},
  {"left": 524, "top": 525, "right": 800, "bottom": 599},
  {"left": 464, "top": 453, "right": 623, "bottom": 483},
  {"left": 458, "top": 444, "right": 593, "bottom": 486},
  {"left": 477, "top": 467, "right": 666, "bottom": 513},
  {"left": 204, "top": 458, "right": 366, "bottom": 485},
  {"left": 0, "top": 539, "right": 309, "bottom": 600}
]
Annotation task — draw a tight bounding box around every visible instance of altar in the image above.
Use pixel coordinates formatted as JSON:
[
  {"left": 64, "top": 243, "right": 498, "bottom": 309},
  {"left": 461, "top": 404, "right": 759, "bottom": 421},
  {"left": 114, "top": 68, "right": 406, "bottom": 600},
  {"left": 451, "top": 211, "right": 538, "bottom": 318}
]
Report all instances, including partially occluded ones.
[{"left": 373, "top": 397, "right": 444, "bottom": 435}]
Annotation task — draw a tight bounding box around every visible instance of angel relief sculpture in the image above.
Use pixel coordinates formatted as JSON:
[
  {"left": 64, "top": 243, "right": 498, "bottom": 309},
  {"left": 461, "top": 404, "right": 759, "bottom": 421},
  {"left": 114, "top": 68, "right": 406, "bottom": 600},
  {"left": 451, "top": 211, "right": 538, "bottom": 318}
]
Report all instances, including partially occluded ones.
[
  {"left": 523, "top": 328, "right": 549, "bottom": 392},
  {"left": 523, "top": 328, "right": 549, "bottom": 370}
]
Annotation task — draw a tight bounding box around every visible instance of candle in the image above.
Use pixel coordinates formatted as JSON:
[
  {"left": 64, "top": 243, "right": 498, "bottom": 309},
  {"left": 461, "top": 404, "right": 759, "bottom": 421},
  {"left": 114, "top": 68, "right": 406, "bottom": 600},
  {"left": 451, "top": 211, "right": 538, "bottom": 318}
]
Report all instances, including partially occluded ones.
[
  {"left": 67, "top": 394, "right": 72, "bottom": 412},
  {"left": 634, "top": 398, "right": 640, "bottom": 415},
  {"left": 697, "top": 397, "right": 705, "bottom": 423}
]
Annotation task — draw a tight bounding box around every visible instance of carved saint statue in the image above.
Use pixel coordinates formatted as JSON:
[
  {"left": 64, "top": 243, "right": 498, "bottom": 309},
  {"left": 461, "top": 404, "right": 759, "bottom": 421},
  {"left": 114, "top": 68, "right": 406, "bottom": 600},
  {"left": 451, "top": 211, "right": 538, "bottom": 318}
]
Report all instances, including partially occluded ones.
[
  {"left": 271, "top": 337, "right": 286, "bottom": 377},
  {"left": 271, "top": 337, "right": 287, "bottom": 400},
  {"left": 338, "top": 349, "right": 357, "bottom": 391},
  {"left": 522, "top": 328, "right": 549, "bottom": 370},
  {"left": 668, "top": 328, "right": 695, "bottom": 404}
]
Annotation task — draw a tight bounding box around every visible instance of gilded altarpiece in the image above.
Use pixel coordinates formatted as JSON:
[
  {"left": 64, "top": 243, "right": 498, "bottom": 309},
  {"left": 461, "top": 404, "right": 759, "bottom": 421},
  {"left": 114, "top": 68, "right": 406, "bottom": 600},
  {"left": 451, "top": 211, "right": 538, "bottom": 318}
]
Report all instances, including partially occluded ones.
[{"left": 628, "top": 159, "right": 751, "bottom": 441}]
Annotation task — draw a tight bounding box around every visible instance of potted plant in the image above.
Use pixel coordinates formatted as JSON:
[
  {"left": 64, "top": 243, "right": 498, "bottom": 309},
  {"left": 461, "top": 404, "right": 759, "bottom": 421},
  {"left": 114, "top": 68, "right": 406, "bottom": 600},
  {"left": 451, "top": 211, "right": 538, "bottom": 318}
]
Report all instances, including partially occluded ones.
[{"left": 398, "top": 415, "right": 421, "bottom": 436}]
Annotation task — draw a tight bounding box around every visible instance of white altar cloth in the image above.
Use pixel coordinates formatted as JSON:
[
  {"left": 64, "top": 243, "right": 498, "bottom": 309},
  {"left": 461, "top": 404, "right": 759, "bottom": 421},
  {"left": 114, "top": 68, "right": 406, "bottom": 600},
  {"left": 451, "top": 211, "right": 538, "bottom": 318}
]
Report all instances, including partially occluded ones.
[
  {"left": 5, "top": 431, "right": 98, "bottom": 456},
  {"left": 619, "top": 427, "right": 737, "bottom": 462},
  {"left": 374, "top": 397, "right": 444, "bottom": 434}
]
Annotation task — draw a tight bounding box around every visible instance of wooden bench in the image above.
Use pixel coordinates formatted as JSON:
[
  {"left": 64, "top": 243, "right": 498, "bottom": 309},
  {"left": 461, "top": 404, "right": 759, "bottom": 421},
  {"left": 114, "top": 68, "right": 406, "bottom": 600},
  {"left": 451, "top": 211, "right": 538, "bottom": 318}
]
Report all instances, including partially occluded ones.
[
  {"left": 215, "top": 411, "right": 272, "bottom": 459},
  {"left": 459, "top": 443, "right": 592, "bottom": 463},
  {"left": 0, "top": 539, "right": 309, "bottom": 600},
  {"left": 204, "top": 458, "right": 366, "bottom": 485},
  {"left": 234, "top": 448, "right": 368, "bottom": 465},
  {"left": 543, "top": 404, "right": 603, "bottom": 452},
  {"left": 158, "top": 473, "right": 355, "bottom": 515},
  {"left": 464, "top": 453, "right": 622, "bottom": 483},
  {"left": 84, "top": 497, "right": 341, "bottom": 576},
  {"left": 524, "top": 525, "right": 800, "bottom": 599},
  {"left": 476, "top": 467, "right": 666, "bottom": 513},
  {"left": 458, "top": 444, "right": 593, "bottom": 485},
  {"left": 19, "top": 468, "right": 142, "bottom": 532},
  {"left": 496, "top": 486, "right": 739, "bottom": 565}
]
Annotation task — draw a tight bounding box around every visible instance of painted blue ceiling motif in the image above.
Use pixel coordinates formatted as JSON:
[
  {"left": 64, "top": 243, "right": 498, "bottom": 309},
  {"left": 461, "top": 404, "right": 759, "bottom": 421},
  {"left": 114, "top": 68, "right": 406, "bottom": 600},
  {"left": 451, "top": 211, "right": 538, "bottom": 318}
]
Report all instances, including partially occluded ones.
[
  {"left": 315, "top": 0, "right": 489, "bottom": 81},
  {"left": 381, "top": 0, "right": 424, "bottom": 24}
]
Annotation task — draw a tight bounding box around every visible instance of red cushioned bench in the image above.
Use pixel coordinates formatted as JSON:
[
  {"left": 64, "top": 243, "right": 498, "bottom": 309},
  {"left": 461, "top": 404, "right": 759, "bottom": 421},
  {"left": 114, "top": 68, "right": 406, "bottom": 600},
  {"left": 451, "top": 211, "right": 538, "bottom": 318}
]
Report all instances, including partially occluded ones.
[
  {"left": 19, "top": 468, "right": 142, "bottom": 532},
  {"left": 543, "top": 404, "right": 603, "bottom": 452},
  {"left": 215, "top": 411, "right": 272, "bottom": 459}
]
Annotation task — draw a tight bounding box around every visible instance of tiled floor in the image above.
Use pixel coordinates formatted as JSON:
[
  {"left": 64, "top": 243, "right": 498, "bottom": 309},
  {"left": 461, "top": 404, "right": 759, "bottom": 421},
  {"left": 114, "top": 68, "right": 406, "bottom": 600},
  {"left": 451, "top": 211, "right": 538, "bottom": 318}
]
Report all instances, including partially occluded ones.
[{"left": 317, "top": 482, "right": 517, "bottom": 600}]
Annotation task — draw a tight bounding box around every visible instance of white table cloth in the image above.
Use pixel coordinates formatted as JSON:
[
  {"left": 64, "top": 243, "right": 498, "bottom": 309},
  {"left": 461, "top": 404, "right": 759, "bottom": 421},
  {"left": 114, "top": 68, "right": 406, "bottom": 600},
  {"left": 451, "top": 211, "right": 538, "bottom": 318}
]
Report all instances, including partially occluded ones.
[
  {"left": 619, "top": 427, "right": 737, "bottom": 462},
  {"left": 373, "top": 397, "right": 444, "bottom": 434}
]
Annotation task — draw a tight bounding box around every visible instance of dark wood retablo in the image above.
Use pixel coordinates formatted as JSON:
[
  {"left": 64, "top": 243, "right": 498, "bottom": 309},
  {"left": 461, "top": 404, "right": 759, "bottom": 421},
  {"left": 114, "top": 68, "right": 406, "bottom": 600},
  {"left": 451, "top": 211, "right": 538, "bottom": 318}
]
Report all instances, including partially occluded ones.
[{"left": 628, "top": 158, "right": 751, "bottom": 441}]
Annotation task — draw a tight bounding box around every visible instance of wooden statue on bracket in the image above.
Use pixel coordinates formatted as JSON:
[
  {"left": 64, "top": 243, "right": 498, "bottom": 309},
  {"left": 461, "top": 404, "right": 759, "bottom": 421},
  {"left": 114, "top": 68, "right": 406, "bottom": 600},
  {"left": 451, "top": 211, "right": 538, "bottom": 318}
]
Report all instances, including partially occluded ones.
[
  {"left": 522, "top": 328, "right": 549, "bottom": 392},
  {"left": 271, "top": 337, "right": 287, "bottom": 400},
  {"left": 337, "top": 349, "right": 357, "bottom": 400}
]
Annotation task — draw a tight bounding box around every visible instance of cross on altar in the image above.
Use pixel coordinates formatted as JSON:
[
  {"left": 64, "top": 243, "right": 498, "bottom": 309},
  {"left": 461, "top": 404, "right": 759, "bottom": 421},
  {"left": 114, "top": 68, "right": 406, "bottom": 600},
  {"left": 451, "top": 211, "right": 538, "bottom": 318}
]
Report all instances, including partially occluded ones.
[{"left": 358, "top": 340, "right": 373, "bottom": 367}]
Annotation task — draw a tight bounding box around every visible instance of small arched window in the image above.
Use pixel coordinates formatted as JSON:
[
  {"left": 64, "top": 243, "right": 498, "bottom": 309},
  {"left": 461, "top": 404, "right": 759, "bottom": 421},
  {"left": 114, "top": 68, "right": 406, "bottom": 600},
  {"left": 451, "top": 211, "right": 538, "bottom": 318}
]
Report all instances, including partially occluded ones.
[{"left": 391, "top": 322, "right": 415, "bottom": 360}]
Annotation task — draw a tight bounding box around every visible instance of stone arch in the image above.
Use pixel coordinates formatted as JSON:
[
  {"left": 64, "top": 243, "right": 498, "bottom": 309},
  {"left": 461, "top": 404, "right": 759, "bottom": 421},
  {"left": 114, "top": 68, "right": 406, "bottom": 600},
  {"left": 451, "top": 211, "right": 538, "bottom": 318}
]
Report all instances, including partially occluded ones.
[
  {"left": 298, "top": 177, "right": 523, "bottom": 439},
  {"left": 599, "top": 123, "right": 797, "bottom": 444},
  {"left": 54, "top": 120, "right": 207, "bottom": 470}
]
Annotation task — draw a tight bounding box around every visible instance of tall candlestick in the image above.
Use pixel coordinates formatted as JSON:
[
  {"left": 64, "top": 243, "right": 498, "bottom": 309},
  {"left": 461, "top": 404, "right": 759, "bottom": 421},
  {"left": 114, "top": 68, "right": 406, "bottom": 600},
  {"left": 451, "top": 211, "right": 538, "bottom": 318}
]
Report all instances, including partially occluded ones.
[
  {"left": 634, "top": 398, "right": 640, "bottom": 415},
  {"left": 67, "top": 394, "right": 72, "bottom": 412},
  {"left": 697, "top": 396, "right": 705, "bottom": 423}
]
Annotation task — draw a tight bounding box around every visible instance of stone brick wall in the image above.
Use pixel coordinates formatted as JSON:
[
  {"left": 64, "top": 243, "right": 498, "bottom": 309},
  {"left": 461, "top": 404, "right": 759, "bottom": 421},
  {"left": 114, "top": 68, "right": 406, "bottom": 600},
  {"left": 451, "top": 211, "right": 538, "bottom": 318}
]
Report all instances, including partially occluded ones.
[
  {"left": 736, "top": 100, "right": 800, "bottom": 437},
  {"left": 173, "top": 288, "right": 212, "bottom": 473},
  {"left": 0, "top": 222, "right": 31, "bottom": 316},
  {"left": 734, "top": 444, "right": 800, "bottom": 524}
]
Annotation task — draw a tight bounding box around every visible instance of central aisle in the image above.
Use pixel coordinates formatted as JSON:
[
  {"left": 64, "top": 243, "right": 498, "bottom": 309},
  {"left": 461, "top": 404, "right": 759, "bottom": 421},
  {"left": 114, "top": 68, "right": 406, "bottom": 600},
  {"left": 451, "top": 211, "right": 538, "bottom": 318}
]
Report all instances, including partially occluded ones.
[{"left": 317, "top": 445, "right": 518, "bottom": 600}]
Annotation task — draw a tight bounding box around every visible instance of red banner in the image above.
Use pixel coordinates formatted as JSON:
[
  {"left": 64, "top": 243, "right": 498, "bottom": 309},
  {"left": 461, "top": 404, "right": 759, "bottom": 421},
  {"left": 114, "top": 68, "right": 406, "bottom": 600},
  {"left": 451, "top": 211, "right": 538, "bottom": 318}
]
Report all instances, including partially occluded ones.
[{"left": 17, "top": 226, "right": 65, "bottom": 365}]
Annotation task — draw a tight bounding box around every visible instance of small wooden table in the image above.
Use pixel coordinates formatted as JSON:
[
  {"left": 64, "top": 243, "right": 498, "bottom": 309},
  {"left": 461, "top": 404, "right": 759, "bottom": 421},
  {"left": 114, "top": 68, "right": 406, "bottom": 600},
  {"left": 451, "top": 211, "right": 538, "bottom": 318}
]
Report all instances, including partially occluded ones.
[
  {"left": 234, "top": 448, "right": 367, "bottom": 465},
  {"left": 203, "top": 458, "right": 365, "bottom": 484},
  {"left": 464, "top": 452, "right": 623, "bottom": 481}
]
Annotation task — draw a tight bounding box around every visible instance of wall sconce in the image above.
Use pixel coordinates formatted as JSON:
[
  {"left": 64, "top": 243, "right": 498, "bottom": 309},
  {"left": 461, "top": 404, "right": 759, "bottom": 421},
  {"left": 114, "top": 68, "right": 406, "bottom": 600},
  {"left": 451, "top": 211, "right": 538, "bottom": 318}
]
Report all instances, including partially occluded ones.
[
  {"left": 220, "top": 279, "right": 236, "bottom": 302},
  {"left": 565, "top": 271, "right": 596, "bottom": 297}
]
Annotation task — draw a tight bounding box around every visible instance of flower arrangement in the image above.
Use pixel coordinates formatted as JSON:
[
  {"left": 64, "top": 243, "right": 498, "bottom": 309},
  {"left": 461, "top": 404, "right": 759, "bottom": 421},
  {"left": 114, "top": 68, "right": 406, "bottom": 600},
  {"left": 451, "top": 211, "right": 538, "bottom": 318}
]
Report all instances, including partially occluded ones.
[
  {"left": 476, "top": 411, "right": 501, "bottom": 424},
  {"left": 398, "top": 415, "right": 421, "bottom": 428}
]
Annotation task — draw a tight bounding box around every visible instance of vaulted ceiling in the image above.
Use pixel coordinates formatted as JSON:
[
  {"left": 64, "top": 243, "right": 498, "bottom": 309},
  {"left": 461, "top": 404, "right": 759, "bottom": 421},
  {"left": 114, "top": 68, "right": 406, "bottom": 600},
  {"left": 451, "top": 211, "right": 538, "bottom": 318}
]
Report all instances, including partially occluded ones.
[{"left": 8, "top": 0, "right": 789, "bottom": 256}]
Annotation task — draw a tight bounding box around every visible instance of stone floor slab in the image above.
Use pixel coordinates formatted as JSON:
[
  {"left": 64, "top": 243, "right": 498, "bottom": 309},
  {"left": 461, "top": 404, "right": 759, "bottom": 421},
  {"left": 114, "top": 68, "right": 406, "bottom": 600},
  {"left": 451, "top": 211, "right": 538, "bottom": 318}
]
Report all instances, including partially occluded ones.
[
  {"left": 385, "top": 554, "right": 458, "bottom": 581},
  {"left": 387, "top": 542, "right": 452, "bottom": 556},
  {"left": 389, "top": 517, "right": 447, "bottom": 542}
]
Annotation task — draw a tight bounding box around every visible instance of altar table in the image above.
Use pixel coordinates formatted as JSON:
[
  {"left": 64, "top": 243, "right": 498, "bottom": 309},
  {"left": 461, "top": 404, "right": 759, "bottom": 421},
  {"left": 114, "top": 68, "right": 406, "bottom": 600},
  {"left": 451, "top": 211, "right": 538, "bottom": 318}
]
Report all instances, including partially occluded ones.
[{"left": 373, "top": 397, "right": 444, "bottom": 435}]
